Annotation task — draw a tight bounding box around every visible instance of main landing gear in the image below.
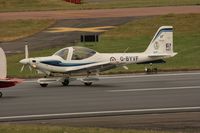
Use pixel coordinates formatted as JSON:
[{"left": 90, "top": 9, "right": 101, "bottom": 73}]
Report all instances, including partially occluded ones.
[
  {"left": 38, "top": 77, "right": 70, "bottom": 87},
  {"left": 62, "top": 78, "right": 69, "bottom": 86},
  {"left": 37, "top": 75, "right": 98, "bottom": 87},
  {"left": 82, "top": 72, "right": 94, "bottom": 86},
  {"left": 145, "top": 63, "right": 158, "bottom": 74}
]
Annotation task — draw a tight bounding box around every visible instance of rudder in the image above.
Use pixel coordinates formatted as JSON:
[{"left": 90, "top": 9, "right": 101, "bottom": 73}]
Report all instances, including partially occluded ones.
[{"left": 145, "top": 26, "right": 177, "bottom": 57}]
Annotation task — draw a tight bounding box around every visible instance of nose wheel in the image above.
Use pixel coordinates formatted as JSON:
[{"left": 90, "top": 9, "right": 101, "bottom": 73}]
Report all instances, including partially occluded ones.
[
  {"left": 0, "top": 92, "right": 3, "bottom": 98},
  {"left": 84, "top": 82, "right": 93, "bottom": 86},
  {"left": 40, "top": 84, "right": 48, "bottom": 87}
]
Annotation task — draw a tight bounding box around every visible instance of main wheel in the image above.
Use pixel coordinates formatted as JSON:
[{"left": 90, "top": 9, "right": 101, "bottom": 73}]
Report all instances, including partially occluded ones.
[
  {"left": 153, "top": 68, "right": 158, "bottom": 73},
  {"left": 145, "top": 68, "right": 152, "bottom": 74},
  {"left": 62, "top": 79, "right": 69, "bottom": 86},
  {"left": 0, "top": 92, "right": 2, "bottom": 98},
  {"left": 40, "top": 84, "right": 48, "bottom": 87},
  {"left": 84, "top": 82, "right": 92, "bottom": 86}
]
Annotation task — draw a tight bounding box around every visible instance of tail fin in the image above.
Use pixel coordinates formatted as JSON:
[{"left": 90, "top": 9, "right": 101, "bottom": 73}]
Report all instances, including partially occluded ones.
[
  {"left": 144, "top": 26, "right": 177, "bottom": 57},
  {"left": 0, "top": 48, "right": 7, "bottom": 78}
]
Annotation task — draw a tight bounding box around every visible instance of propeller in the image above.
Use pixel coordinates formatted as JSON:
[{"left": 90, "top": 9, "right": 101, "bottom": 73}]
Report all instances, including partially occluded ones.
[
  {"left": 25, "top": 44, "right": 29, "bottom": 59},
  {"left": 20, "top": 64, "right": 32, "bottom": 72},
  {"left": 123, "top": 66, "right": 129, "bottom": 70},
  {"left": 20, "top": 65, "right": 25, "bottom": 72},
  {"left": 20, "top": 45, "right": 32, "bottom": 72}
]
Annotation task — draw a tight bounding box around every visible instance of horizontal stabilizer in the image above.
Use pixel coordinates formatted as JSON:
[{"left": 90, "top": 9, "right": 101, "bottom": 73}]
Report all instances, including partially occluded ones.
[{"left": 148, "top": 52, "right": 177, "bottom": 57}]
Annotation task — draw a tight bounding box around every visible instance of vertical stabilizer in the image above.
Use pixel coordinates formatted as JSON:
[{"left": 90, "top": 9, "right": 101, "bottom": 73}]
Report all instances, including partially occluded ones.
[
  {"left": 0, "top": 48, "right": 7, "bottom": 78},
  {"left": 145, "top": 26, "right": 177, "bottom": 57}
]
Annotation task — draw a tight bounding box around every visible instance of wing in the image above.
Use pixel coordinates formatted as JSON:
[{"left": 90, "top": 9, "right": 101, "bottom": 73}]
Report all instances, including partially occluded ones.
[{"left": 64, "top": 61, "right": 118, "bottom": 74}]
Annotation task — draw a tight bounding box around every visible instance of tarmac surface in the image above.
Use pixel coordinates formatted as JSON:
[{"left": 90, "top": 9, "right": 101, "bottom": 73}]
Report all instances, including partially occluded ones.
[
  {"left": 0, "top": 72, "right": 200, "bottom": 127},
  {"left": 0, "top": 6, "right": 199, "bottom": 20}
]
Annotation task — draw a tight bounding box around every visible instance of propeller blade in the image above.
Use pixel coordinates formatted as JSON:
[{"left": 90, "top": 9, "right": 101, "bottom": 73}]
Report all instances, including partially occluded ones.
[
  {"left": 29, "top": 66, "right": 32, "bottom": 71},
  {"left": 25, "top": 45, "right": 29, "bottom": 59},
  {"left": 20, "top": 65, "right": 25, "bottom": 72},
  {"left": 123, "top": 66, "right": 129, "bottom": 70}
]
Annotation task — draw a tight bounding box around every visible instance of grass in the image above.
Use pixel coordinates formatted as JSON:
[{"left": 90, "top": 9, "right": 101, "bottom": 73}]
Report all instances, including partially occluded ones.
[
  {"left": 6, "top": 14, "right": 200, "bottom": 77},
  {"left": 0, "top": 0, "right": 199, "bottom": 12},
  {"left": 0, "top": 20, "right": 55, "bottom": 42},
  {"left": 0, "top": 124, "right": 199, "bottom": 133}
]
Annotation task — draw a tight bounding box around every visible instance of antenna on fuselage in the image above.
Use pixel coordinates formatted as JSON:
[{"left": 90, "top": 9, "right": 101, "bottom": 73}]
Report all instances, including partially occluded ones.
[
  {"left": 122, "top": 47, "right": 129, "bottom": 70},
  {"left": 123, "top": 47, "right": 129, "bottom": 53}
]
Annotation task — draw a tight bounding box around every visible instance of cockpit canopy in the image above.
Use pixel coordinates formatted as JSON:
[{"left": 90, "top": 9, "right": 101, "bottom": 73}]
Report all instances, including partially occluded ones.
[{"left": 54, "top": 46, "right": 97, "bottom": 60}]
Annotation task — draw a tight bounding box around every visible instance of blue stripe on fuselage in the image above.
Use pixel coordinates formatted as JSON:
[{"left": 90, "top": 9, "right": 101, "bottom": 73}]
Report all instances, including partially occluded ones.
[
  {"left": 153, "top": 28, "right": 172, "bottom": 42},
  {"left": 40, "top": 60, "right": 95, "bottom": 67}
]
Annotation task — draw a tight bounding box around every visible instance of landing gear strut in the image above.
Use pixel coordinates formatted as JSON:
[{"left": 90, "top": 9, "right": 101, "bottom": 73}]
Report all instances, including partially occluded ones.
[
  {"left": 0, "top": 92, "right": 3, "bottom": 98},
  {"left": 82, "top": 71, "right": 94, "bottom": 86},
  {"left": 62, "top": 78, "right": 69, "bottom": 86}
]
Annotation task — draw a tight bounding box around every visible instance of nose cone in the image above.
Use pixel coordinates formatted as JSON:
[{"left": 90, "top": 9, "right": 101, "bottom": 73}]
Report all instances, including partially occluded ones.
[{"left": 19, "top": 58, "right": 29, "bottom": 65}]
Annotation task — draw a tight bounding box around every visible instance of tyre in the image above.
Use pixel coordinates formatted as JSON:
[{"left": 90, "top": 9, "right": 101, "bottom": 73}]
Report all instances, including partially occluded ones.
[
  {"left": 153, "top": 68, "right": 158, "bottom": 73},
  {"left": 145, "top": 68, "right": 152, "bottom": 74},
  {"left": 62, "top": 79, "right": 69, "bottom": 86},
  {"left": 40, "top": 84, "right": 48, "bottom": 87},
  {"left": 84, "top": 82, "right": 92, "bottom": 86}
]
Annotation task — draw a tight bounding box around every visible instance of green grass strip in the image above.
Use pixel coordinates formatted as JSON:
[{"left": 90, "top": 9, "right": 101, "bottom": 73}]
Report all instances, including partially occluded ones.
[
  {"left": 0, "top": 20, "right": 55, "bottom": 42},
  {"left": 0, "top": 124, "right": 199, "bottom": 133}
]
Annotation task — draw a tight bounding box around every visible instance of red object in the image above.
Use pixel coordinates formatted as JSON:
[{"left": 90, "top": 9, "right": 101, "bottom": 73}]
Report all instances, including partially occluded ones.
[
  {"left": 64, "top": 0, "right": 81, "bottom": 4},
  {"left": 0, "top": 78, "right": 23, "bottom": 88}
]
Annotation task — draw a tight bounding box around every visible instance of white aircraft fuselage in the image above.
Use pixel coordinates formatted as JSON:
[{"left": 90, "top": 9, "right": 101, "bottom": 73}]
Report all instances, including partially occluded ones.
[{"left": 21, "top": 52, "right": 162, "bottom": 74}]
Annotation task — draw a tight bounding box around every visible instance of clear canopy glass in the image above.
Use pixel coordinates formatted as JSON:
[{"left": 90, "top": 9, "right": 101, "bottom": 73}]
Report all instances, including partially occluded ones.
[
  {"left": 54, "top": 48, "right": 69, "bottom": 60},
  {"left": 72, "top": 47, "right": 96, "bottom": 60},
  {"left": 54, "top": 46, "right": 96, "bottom": 60}
]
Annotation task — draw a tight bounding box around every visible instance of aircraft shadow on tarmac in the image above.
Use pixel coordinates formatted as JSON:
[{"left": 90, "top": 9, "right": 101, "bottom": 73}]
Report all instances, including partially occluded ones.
[
  {"left": 0, "top": 96, "right": 19, "bottom": 100},
  {"left": 39, "top": 84, "right": 116, "bottom": 88}
]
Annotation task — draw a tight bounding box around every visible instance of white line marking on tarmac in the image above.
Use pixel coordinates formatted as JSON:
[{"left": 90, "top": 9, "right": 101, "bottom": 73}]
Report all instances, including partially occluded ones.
[
  {"left": 108, "top": 86, "right": 200, "bottom": 92},
  {"left": 23, "top": 72, "right": 200, "bottom": 83},
  {"left": 24, "top": 80, "right": 36, "bottom": 83},
  {"left": 101, "top": 72, "right": 200, "bottom": 79},
  {"left": 0, "top": 106, "right": 200, "bottom": 121}
]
